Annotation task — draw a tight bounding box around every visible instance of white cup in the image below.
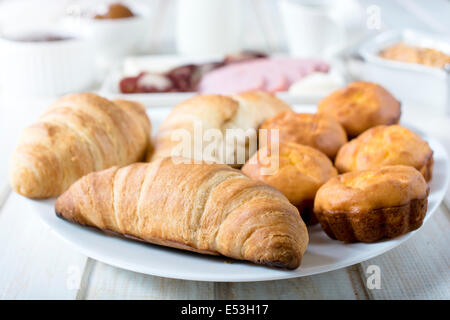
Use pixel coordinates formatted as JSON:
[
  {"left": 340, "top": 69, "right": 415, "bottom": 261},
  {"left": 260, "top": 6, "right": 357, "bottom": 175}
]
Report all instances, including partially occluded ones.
[
  {"left": 175, "top": 0, "right": 242, "bottom": 56},
  {"left": 279, "top": 0, "right": 363, "bottom": 59},
  {"left": 63, "top": 14, "right": 148, "bottom": 66}
]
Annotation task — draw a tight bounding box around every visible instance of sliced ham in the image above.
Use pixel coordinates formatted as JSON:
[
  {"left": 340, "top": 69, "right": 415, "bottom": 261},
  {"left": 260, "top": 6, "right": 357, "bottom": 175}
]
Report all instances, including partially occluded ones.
[
  {"left": 198, "top": 63, "right": 266, "bottom": 95},
  {"left": 198, "top": 57, "right": 330, "bottom": 95}
]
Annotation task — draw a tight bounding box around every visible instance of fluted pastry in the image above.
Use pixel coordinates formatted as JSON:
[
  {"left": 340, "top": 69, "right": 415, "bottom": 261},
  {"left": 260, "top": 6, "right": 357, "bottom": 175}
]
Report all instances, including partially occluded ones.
[
  {"left": 9, "top": 93, "right": 151, "bottom": 198},
  {"left": 242, "top": 142, "right": 337, "bottom": 224},
  {"left": 260, "top": 111, "right": 347, "bottom": 159},
  {"left": 151, "top": 91, "right": 291, "bottom": 166},
  {"left": 318, "top": 82, "right": 401, "bottom": 137},
  {"left": 335, "top": 125, "right": 433, "bottom": 181},
  {"left": 55, "top": 158, "right": 308, "bottom": 269},
  {"left": 314, "top": 165, "right": 429, "bottom": 242}
]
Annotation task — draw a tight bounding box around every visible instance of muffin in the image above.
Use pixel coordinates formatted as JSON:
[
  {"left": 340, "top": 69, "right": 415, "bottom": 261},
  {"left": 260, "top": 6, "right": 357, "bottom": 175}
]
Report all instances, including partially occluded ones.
[
  {"left": 335, "top": 125, "right": 433, "bottom": 181},
  {"left": 242, "top": 142, "right": 337, "bottom": 224},
  {"left": 318, "top": 81, "right": 401, "bottom": 137},
  {"left": 260, "top": 111, "right": 347, "bottom": 159},
  {"left": 314, "top": 165, "right": 429, "bottom": 242}
]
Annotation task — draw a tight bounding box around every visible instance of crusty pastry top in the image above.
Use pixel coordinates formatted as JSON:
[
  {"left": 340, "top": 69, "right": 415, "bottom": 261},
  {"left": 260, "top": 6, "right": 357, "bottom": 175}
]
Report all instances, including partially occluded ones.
[
  {"left": 9, "top": 93, "right": 151, "bottom": 198},
  {"left": 260, "top": 111, "right": 347, "bottom": 158},
  {"left": 152, "top": 91, "right": 291, "bottom": 166},
  {"left": 318, "top": 82, "right": 401, "bottom": 137},
  {"left": 335, "top": 125, "right": 433, "bottom": 175},
  {"left": 242, "top": 142, "right": 337, "bottom": 205},
  {"left": 55, "top": 157, "right": 308, "bottom": 269},
  {"left": 314, "top": 165, "right": 429, "bottom": 214}
]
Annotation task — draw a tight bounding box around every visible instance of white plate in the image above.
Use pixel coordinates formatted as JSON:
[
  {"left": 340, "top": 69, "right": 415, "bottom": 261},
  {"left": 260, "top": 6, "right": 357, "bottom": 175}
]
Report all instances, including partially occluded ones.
[{"left": 25, "top": 106, "right": 450, "bottom": 282}]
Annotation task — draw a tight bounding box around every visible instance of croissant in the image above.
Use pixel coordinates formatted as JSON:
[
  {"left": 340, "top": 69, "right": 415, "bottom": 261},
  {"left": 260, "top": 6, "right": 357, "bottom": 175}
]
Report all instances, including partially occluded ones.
[
  {"left": 151, "top": 91, "right": 291, "bottom": 166},
  {"left": 55, "top": 157, "right": 308, "bottom": 269},
  {"left": 9, "top": 93, "right": 151, "bottom": 198}
]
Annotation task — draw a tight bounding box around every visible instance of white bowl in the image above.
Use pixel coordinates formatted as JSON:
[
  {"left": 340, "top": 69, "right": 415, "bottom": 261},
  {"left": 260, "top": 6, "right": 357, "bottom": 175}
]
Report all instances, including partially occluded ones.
[
  {"left": 0, "top": 33, "right": 95, "bottom": 96},
  {"left": 63, "top": 14, "right": 148, "bottom": 63}
]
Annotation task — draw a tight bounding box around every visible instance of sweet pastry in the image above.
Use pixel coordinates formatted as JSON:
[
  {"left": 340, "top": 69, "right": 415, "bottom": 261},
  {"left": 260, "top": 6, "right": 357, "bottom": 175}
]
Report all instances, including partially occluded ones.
[
  {"left": 318, "top": 82, "right": 401, "bottom": 137},
  {"left": 94, "top": 3, "right": 135, "bottom": 19},
  {"left": 9, "top": 93, "right": 151, "bottom": 198},
  {"left": 242, "top": 142, "right": 337, "bottom": 224},
  {"left": 314, "top": 165, "right": 429, "bottom": 242},
  {"left": 260, "top": 111, "right": 347, "bottom": 159},
  {"left": 335, "top": 125, "right": 433, "bottom": 181},
  {"left": 55, "top": 157, "right": 309, "bottom": 269},
  {"left": 379, "top": 42, "right": 450, "bottom": 69},
  {"left": 151, "top": 91, "right": 291, "bottom": 166}
]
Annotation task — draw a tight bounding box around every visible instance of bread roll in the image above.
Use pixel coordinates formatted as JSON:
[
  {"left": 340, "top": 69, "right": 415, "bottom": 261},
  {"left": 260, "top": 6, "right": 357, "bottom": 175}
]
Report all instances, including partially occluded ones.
[
  {"left": 151, "top": 91, "right": 291, "bottom": 167},
  {"left": 260, "top": 111, "right": 347, "bottom": 159},
  {"left": 318, "top": 82, "right": 401, "bottom": 137},
  {"left": 242, "top": 142, "right": 337, "bottom": 224},
  {"left": 335, "top": 125, "right": 433, "bottom": 181}
]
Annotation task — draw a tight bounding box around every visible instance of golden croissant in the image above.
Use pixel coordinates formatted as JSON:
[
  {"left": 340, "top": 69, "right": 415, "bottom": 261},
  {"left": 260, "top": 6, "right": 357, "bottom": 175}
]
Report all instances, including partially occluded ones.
[
  {"left": 55, "top": 158, "right": 309, "bottom": 269},
  {"left": 9, "top": 93, "right": 151, "bottom": 198}
]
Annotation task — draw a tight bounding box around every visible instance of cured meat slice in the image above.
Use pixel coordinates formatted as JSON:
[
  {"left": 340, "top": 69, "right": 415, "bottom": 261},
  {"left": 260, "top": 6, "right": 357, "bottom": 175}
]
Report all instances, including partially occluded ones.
[
  {"left": 199, "top": 58, "right": 330, "bottom": 95},
  {"left": 198, "top": 63, "right": 266, "bottom": 94}
]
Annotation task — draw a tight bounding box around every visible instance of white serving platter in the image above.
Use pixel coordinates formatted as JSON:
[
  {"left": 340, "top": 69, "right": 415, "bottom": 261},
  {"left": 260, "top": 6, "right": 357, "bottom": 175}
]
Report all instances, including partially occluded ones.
[
  {"left": 24, "top": 105, "right": 450, "bottom": 282},
  {"left": 99, "top": 54, "right": 342, "bottom": 107}
]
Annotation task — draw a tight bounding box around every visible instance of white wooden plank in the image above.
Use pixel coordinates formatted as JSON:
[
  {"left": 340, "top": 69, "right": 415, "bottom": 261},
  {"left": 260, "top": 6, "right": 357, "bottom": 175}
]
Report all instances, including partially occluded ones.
[
  {"left": 80, "top": 260, "right": 215, "bottom": 300},
  {"left": 0, "top": 193, "right": 88, "bottom": 299},
  {"left": 80, "top": 260, "right": 366, "bottom": 300},
  {"left": 214, "top": 267, "right": 367, "bottom": 300},
  {"left": 358, "top": 205, "right": 450, "bottom": 299}
]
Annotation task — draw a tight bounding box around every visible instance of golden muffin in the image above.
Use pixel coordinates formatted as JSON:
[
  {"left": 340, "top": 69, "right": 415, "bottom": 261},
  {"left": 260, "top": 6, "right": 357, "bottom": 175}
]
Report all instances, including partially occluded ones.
[
  {"left": 242, "top": 142, "right": 337, "bottom": 224},
  {"left": 335, "top": 125, "right": 433, "bottom": 181},
  {"left": 314, "top": 165, "right": 429, "bottom": 242},
  {"left": 318, "top": 82, "right": 401, "bottom": 137},
  {"left": 260, "top": 111, "right": 347, "bottom": 159}
]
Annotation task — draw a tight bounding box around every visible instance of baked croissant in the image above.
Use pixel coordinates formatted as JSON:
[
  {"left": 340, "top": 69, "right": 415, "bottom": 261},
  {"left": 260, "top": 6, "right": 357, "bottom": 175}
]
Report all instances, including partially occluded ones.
[
  {"left": 10, "top": 93, "right": 151, "bottom": 198},
  {"left": 55, "top": 157, "right": 308, "bottom": 269},
  {"left": 151, "top": 91, "right": 291, "bottom": 166}
]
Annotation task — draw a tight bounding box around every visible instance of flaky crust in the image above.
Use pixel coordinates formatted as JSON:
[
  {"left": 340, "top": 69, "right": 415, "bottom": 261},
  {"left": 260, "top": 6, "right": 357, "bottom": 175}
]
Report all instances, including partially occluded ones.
[
  {"left": 151, "top": 91, "right": 291, "bottom": 166},
  {"left": 318, "top": 82, "right": 401, "bottom": 137},
  {"left": 335, "top": 125, "right": 433, "bottom": 181},
  {"left": 260, "top": 111, "right": 347, "bottom": 159},
  {"left": 242, "top": 142, "right": 337, "bottom": 224},
  {"left": 9, "top": 93, "right": 151, "bottom": 198},
  {"left": 314, "top": 165, "right": 429, "bottom": 242},
  {"left": 55, "top": 158, "right": 308, "bottom": 269}
]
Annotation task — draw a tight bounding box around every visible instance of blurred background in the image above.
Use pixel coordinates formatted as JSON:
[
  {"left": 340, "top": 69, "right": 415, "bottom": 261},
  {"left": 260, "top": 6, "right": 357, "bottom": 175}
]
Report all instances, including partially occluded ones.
[{"left": 0, "top": 0, "right": 449, "bottom": 183}]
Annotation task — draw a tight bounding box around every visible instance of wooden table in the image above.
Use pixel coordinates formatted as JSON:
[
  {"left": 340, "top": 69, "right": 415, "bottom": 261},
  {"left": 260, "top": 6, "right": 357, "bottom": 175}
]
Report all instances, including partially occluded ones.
[{"left": 0, "top": 0, "right": 449, "bottom": 300}]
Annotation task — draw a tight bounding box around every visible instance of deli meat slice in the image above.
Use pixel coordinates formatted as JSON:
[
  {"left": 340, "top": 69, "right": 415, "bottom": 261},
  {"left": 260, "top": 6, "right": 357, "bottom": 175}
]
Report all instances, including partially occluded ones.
[
  {"left": 198, "top": 63, "right": 266, "bottom": 95},
  {"left": 198, "top": 58, "right": 329, "bottom": 95}
]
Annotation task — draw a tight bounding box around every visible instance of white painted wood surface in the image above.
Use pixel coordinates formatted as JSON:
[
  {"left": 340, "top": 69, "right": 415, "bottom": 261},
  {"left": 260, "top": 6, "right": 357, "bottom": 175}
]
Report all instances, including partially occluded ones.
[{"left": 0, "top": 0, "right": 450, "bottom": 299}]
